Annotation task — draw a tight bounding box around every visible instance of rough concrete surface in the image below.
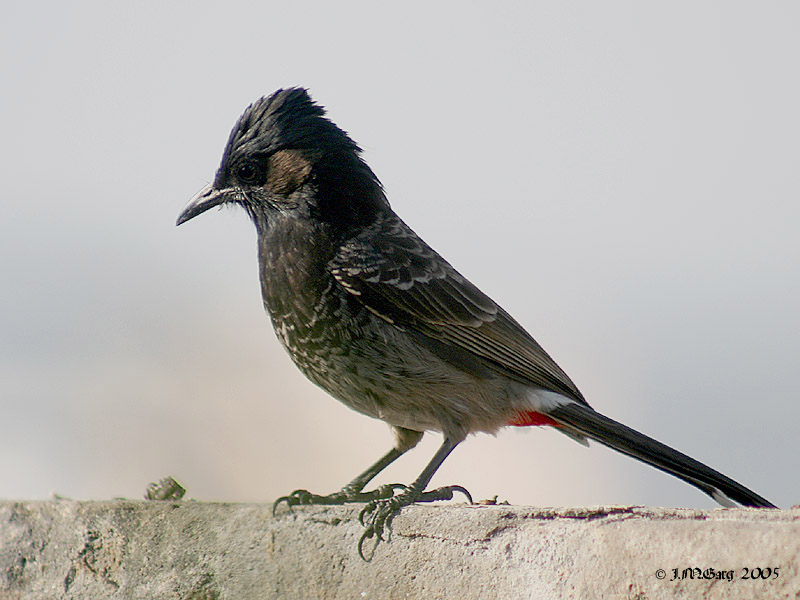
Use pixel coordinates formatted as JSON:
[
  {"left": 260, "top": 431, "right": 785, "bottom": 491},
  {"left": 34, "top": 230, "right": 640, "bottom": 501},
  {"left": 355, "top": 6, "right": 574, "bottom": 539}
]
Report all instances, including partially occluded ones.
[{"left": 0, "top": 500, "right": 797, "bottom": 599}]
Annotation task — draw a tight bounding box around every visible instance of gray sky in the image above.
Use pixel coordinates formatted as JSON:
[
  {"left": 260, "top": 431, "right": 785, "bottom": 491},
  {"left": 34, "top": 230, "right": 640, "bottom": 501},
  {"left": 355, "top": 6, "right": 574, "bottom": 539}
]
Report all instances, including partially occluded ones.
[{"left": 1, "top": 2, "right": 798, "bottom": 509}]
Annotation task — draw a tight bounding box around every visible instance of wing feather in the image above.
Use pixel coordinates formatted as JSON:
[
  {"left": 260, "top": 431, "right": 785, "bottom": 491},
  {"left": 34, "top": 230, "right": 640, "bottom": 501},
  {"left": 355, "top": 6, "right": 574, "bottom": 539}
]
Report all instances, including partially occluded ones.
[{"left": 330, "top": 213, "right": 586, "bottom": 403}]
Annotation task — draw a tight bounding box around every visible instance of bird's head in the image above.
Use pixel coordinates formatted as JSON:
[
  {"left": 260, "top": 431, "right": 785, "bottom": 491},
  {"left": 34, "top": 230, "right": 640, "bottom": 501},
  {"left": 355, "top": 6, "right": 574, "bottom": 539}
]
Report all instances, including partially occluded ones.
[{"left": 177, "top": 88, "right": 387, "bottom": 232}]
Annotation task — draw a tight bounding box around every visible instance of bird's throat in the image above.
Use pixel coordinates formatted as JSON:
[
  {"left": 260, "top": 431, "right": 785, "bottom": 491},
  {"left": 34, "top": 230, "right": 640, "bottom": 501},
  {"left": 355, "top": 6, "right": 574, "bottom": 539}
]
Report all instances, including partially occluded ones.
[{"left": 256, "top": 214, "right": 339, "bottom": 327}]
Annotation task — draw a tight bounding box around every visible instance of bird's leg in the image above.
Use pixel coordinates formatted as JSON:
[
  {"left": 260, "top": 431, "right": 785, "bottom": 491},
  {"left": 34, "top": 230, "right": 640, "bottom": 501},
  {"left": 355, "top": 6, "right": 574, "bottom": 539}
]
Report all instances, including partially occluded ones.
[
  {"left": 358, "top": 436, "right": 472, "bottom": 559},
  {"left": 273, "top": 427, "right": 423, "bottom": 514},
  {"left": 273, "top": 447, "right": 407, "bottom": 513}
]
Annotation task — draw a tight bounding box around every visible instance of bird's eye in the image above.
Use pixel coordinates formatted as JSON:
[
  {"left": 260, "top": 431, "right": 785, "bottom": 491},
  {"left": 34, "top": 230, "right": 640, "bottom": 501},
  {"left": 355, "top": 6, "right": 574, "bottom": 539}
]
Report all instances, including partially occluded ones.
[{"left": 236, "top": 162, "right": 258, "bottom": 183}]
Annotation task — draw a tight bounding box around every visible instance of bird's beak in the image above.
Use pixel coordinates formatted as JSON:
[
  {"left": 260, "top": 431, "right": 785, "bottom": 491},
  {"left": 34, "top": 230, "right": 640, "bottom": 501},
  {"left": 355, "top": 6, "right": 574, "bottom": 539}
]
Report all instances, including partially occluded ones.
[{"left": 176, "top": 184, "right": 232, "bottom": 226}]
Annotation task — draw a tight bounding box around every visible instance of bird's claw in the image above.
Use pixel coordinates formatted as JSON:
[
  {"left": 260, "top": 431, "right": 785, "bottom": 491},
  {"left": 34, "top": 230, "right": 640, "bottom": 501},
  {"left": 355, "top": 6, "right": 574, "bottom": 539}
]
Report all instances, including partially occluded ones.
[
  {"left": 357, "top": 484, "right": 473, "bottom": 560},
  {"left": 275, "top": 482, "right": 472, "bottom": 559},
  {"left": 358, "top": 495, "right": 403, "bottom": 560},
  {"left": 425, "top": 484, "right": 473, "bottom": 504},
  {"left": 272, "top": 483, "right": 408, "bottom": 516},
  {"left": 272, "top": 489, "right": 316, "bottom": 515}
]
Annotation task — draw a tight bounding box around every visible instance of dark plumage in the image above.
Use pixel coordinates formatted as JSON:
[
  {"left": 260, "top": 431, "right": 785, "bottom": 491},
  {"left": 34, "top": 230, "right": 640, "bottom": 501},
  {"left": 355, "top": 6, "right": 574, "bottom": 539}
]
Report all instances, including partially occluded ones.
[{"left": 177, "top": 88, "right": 775, "bottom": 555}]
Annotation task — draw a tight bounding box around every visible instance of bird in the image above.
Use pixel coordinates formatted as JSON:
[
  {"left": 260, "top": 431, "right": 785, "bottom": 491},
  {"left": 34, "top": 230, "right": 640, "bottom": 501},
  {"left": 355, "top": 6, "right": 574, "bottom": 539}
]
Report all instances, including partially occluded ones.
[{"left": 177, "top": 87, "right": 775, "bottom": 554}]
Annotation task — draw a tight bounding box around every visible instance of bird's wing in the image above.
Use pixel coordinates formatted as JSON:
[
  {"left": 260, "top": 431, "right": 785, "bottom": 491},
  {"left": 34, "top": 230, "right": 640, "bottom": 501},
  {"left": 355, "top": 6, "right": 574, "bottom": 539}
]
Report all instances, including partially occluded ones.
[{"left": 329, "top": 214, "right": 586, "bottom": 403}]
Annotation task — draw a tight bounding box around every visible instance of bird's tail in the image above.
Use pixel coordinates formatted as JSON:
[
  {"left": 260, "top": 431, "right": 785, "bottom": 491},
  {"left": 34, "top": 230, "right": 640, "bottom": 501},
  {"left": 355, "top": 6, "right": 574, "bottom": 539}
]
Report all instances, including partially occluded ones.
[{"left": 548, "top": 402, "right": 776, "bottom": 508}]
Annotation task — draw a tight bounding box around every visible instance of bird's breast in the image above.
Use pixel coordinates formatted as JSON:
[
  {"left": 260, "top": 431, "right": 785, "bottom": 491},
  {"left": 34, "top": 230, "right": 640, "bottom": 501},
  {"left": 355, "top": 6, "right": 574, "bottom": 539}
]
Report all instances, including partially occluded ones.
[
  {"left": 252, "top": 217, "right": 528, "bottom": 436},
  {"left": 256, "top": 219, "right": 364, "bottom": 376}
]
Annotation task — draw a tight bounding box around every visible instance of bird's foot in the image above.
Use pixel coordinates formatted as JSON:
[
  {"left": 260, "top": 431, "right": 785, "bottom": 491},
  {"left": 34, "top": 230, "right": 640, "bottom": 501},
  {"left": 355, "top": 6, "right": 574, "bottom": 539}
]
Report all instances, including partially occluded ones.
[
  {"left": 357, "top": 484, "right": 472, "bottom": 559},
  {"left": 272, "top": 483, "right": 404, "bottom": 516}
]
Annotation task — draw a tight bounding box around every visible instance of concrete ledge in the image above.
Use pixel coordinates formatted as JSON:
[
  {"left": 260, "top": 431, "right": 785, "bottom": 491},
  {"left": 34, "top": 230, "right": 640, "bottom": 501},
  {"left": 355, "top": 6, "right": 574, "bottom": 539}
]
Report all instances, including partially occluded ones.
[{"left": 0, "top": 500, "right": 797, "bottom": 599}]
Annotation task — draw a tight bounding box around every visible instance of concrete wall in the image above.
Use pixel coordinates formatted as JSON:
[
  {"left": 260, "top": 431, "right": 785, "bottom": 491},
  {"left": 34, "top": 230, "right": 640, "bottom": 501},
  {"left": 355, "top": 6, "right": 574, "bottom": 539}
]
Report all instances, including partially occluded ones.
[{"left": 0, "top": 501, "right": 797, "bottom": 599}]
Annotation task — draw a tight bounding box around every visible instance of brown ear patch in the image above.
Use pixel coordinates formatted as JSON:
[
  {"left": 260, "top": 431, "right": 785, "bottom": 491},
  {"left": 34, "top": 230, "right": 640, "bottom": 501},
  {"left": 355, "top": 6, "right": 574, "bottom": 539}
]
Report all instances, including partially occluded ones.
[{"left": 267, "top": 150, "right": 312, "bottom": 195}]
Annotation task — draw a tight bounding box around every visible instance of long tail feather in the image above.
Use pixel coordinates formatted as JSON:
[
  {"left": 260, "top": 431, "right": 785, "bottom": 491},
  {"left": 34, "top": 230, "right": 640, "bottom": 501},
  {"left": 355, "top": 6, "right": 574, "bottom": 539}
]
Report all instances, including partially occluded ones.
[{"left": 548, "top": 403, "right": 776, "bottom": 508}]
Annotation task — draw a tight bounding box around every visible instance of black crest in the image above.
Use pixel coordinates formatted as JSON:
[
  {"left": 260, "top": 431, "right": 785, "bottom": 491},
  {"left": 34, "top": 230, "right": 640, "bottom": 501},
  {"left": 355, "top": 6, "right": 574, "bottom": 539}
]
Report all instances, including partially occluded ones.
[{"left": 219, "top": 88, "right": 364, "bottom": 165}]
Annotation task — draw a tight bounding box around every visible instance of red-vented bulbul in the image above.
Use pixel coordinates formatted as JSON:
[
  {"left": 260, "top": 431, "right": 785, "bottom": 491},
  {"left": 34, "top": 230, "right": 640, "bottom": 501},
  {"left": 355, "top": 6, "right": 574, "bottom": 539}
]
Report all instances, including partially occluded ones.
[{"left": 177, "top": 88, "right": 775, "bottom": 554}]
